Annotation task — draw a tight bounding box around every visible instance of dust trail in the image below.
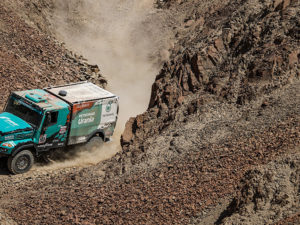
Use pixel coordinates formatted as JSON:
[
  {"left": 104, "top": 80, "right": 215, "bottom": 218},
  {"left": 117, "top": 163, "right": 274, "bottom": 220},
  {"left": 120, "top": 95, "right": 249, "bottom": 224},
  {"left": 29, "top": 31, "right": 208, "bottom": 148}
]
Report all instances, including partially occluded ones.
[
  {"left": 36, "top": 0, "right": 171, "bottom": 170},
  {"left": 52, "top": 0, "right": 170, "bottom": 130},
  {"left": 33, "top": 132, "right": 121, "bottom": 171}
]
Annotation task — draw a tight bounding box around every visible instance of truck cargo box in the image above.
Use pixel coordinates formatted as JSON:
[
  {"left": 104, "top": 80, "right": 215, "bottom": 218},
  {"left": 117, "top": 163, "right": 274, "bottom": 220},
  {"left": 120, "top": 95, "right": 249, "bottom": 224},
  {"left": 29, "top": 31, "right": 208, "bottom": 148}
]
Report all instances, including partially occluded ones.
[{"left": 46, "top": 82, "right": 119, "bottom": 145}]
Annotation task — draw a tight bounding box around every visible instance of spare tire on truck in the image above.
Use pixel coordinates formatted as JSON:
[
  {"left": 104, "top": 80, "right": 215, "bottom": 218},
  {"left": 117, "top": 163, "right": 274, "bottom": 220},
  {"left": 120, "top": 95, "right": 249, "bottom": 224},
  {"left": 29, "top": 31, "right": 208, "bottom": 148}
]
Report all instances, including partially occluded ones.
[{"left": 7, "top": 150, "right": 34, "bottom": 174}]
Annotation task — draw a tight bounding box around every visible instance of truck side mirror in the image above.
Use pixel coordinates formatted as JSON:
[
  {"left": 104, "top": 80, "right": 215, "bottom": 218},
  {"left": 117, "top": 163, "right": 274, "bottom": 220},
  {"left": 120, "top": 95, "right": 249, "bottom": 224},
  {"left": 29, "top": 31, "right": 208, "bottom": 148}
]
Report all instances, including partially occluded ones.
[{"left": 44, "top": 112, "right": 51, "bottom": 128}]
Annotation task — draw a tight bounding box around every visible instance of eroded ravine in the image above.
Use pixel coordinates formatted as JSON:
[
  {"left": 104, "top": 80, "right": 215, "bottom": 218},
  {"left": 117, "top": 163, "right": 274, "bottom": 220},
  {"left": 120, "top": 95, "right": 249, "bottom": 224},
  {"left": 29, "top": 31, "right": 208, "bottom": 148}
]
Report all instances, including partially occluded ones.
[
  {"left": 52, "top": 0, "right": 172, "bottom": 130},
  {"left": 28, "top": 0, "right": 174, "bottom": 170}
]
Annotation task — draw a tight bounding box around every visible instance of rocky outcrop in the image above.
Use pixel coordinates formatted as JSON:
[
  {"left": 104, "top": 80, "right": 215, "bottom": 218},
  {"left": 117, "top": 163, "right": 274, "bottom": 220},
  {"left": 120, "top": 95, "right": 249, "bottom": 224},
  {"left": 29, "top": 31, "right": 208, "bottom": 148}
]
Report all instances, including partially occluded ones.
[
  {"left": 121, "top": 0, "right": 299, "bottom": 152},
  {"left": 218, "top": 153, "right": 300, "bottom": 224}
]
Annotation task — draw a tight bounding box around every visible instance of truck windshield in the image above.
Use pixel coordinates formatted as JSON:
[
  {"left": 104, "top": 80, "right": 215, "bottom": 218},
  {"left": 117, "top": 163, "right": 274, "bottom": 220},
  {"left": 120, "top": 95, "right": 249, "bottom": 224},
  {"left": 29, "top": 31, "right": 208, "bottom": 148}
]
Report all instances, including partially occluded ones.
[{"left": 5, "top": 96, "right": 43, "bottom": 128}]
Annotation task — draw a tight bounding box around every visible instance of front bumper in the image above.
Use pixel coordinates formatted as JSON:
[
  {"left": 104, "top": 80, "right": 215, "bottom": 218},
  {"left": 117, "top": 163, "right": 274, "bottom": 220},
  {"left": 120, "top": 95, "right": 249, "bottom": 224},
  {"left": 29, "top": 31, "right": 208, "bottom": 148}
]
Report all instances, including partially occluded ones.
[{"left": 0, "top": 148, "right": 10, "bottom": 156}]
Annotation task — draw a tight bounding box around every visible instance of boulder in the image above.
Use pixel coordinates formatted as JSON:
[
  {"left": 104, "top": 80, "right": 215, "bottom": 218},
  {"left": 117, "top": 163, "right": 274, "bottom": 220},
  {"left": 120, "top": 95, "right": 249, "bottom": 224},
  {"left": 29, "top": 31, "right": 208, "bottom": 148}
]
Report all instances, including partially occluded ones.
[{"left": 121, "top": 117, "right": 135, "bottom": 145}]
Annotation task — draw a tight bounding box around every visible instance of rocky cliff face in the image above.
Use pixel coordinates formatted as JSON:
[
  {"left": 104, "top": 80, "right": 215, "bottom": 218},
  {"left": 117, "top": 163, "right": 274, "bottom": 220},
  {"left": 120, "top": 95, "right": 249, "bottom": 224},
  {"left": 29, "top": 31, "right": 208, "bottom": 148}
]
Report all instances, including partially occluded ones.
[{"left": 121, "top": 0, "right": 299, "bottom": 152}]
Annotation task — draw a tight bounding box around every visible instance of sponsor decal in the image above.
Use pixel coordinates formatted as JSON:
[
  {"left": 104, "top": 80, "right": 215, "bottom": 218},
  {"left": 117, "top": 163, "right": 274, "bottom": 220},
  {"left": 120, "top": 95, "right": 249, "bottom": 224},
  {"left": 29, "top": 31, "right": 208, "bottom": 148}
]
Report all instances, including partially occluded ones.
[
  {"left": 4, "top": 135, "right": 14, "bottom": 141},
  {"left": 38, "top": 143, "right": 53, "bottom": 148},
  {"left": 105, "top": 102, "right": 112, "bottom": 112},
  {"left": 59, "top": 126, "right": 67, "bottom": 134},
  {"left": 73, "top": 102, "right": 95, "bottom": 115},
  {"left": 77, "top": 136, "right": 86, "bottom": 142},
  {"left": 0, "top": 116, "right": 18, "bottom": 127},
  {"left": 103, "top": 113, "right": 114, "bottom": 118},
  {"left": 78, "top": 112, "right": 95, "bottom": 125},
  {"left": 39, "top": 134, "right": 47, "bottom": 144}
]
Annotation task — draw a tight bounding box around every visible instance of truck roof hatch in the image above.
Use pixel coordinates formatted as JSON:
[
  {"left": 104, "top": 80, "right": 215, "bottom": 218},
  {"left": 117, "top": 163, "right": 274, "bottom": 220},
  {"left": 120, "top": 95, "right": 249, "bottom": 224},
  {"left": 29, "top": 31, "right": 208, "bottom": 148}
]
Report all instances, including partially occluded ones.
[{"left": 25, "top": 93, "right": 47, "bottom": 103}]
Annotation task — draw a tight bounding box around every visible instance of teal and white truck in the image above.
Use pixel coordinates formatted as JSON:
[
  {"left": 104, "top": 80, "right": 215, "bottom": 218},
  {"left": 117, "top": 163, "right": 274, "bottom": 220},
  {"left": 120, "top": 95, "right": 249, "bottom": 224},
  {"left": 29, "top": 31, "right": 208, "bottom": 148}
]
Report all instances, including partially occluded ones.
[{"left": 0, "top": 82, "right": 119, "bottom": 174}]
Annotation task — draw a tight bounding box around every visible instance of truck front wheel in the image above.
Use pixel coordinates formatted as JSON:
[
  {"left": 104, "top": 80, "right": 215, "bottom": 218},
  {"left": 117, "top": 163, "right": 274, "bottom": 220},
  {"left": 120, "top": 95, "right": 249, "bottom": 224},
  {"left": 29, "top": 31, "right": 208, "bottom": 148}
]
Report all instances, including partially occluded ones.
[{"left": 7, "top": 150, "right": 34, "bottom": 174}]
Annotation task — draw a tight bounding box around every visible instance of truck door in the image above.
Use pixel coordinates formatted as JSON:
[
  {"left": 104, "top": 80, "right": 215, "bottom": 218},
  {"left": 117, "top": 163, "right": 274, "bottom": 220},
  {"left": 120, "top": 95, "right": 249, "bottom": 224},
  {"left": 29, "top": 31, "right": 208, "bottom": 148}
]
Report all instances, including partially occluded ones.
[{"left": 37, "top": 109, "right": 70, "bottom": 150}]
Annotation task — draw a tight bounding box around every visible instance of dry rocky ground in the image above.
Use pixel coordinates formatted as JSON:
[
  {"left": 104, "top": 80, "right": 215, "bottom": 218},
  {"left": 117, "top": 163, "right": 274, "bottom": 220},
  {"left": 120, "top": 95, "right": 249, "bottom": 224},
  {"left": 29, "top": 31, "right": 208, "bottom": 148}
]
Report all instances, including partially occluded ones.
[
  {"left": 221, "top": 149, "right": 300, "bottom": 224},
  {"left": 0, "top": 0, "right": 299, "bottom": 224}
]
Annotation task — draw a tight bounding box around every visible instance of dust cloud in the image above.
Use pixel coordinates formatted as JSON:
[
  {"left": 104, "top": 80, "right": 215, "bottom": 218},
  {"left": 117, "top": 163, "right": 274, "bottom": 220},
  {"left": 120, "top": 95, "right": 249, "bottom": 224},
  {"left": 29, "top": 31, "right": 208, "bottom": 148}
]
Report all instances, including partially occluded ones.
[
  {"left": 33, "top": 132, "right": 121, "bottom": 171},
  {"left": 52, "top": 0, "right": 170, "bottom": 130},
  {"left": 36, "top": 0, "right": 171, "bottom": 170}
]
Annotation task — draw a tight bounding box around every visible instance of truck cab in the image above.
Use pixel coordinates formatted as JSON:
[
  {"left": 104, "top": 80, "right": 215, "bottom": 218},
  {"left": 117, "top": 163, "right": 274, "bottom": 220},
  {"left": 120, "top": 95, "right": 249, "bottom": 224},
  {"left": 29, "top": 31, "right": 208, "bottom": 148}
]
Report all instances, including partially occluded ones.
[{"left": 0, "top": 82, "right": 119, "bottom": 174}]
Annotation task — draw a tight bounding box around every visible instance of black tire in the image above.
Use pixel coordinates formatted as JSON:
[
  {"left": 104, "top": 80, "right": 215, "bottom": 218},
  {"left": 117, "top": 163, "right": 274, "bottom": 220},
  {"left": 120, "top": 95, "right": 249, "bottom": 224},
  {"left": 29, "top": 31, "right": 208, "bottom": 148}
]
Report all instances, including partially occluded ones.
[
  {"left": 41, "top": 152, "right": 55, "bottom": 164},
  {"left": 7, "top": 150, "right": 34, "bottom": 174},
  {"left": 84, "top": 136, "right": 104, "bottom": 151}
]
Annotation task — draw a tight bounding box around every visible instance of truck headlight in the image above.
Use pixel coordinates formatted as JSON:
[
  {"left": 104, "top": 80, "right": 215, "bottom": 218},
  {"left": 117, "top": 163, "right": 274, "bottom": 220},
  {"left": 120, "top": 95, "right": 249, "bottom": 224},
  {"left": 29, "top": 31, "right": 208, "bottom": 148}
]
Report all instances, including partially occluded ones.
[{"left": 2, "top": 143, "right": 13, "bottom": 148}]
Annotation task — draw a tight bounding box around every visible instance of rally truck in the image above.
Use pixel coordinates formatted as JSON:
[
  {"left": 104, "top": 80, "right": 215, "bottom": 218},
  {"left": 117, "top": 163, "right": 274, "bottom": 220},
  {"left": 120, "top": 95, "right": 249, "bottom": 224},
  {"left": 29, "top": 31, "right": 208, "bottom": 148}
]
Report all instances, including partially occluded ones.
[{"left": 0, "top": 82, "right": 119, "bottom": 174}]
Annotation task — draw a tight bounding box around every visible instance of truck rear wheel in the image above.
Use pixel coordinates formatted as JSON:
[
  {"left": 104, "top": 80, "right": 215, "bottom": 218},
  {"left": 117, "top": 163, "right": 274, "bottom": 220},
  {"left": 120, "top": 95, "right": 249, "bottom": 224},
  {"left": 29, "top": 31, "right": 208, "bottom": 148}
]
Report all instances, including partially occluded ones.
[
  {"left": 85, "top": 136, "right": 104, "bottom": 151},
  {"left": 7, "top": 150, "right": 34, "bottom": 174}
]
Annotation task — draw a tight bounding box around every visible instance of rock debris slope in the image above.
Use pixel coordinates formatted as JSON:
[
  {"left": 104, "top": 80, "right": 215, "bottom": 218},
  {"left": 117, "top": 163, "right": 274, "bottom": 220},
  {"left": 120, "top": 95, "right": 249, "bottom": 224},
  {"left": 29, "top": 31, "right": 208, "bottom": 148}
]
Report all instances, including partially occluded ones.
[
  {"left": 0, "top": 2, "right": 106, "bottom": 108},
  {"left": 220, "top": 151, "right": 300, "bottom": 224}
]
